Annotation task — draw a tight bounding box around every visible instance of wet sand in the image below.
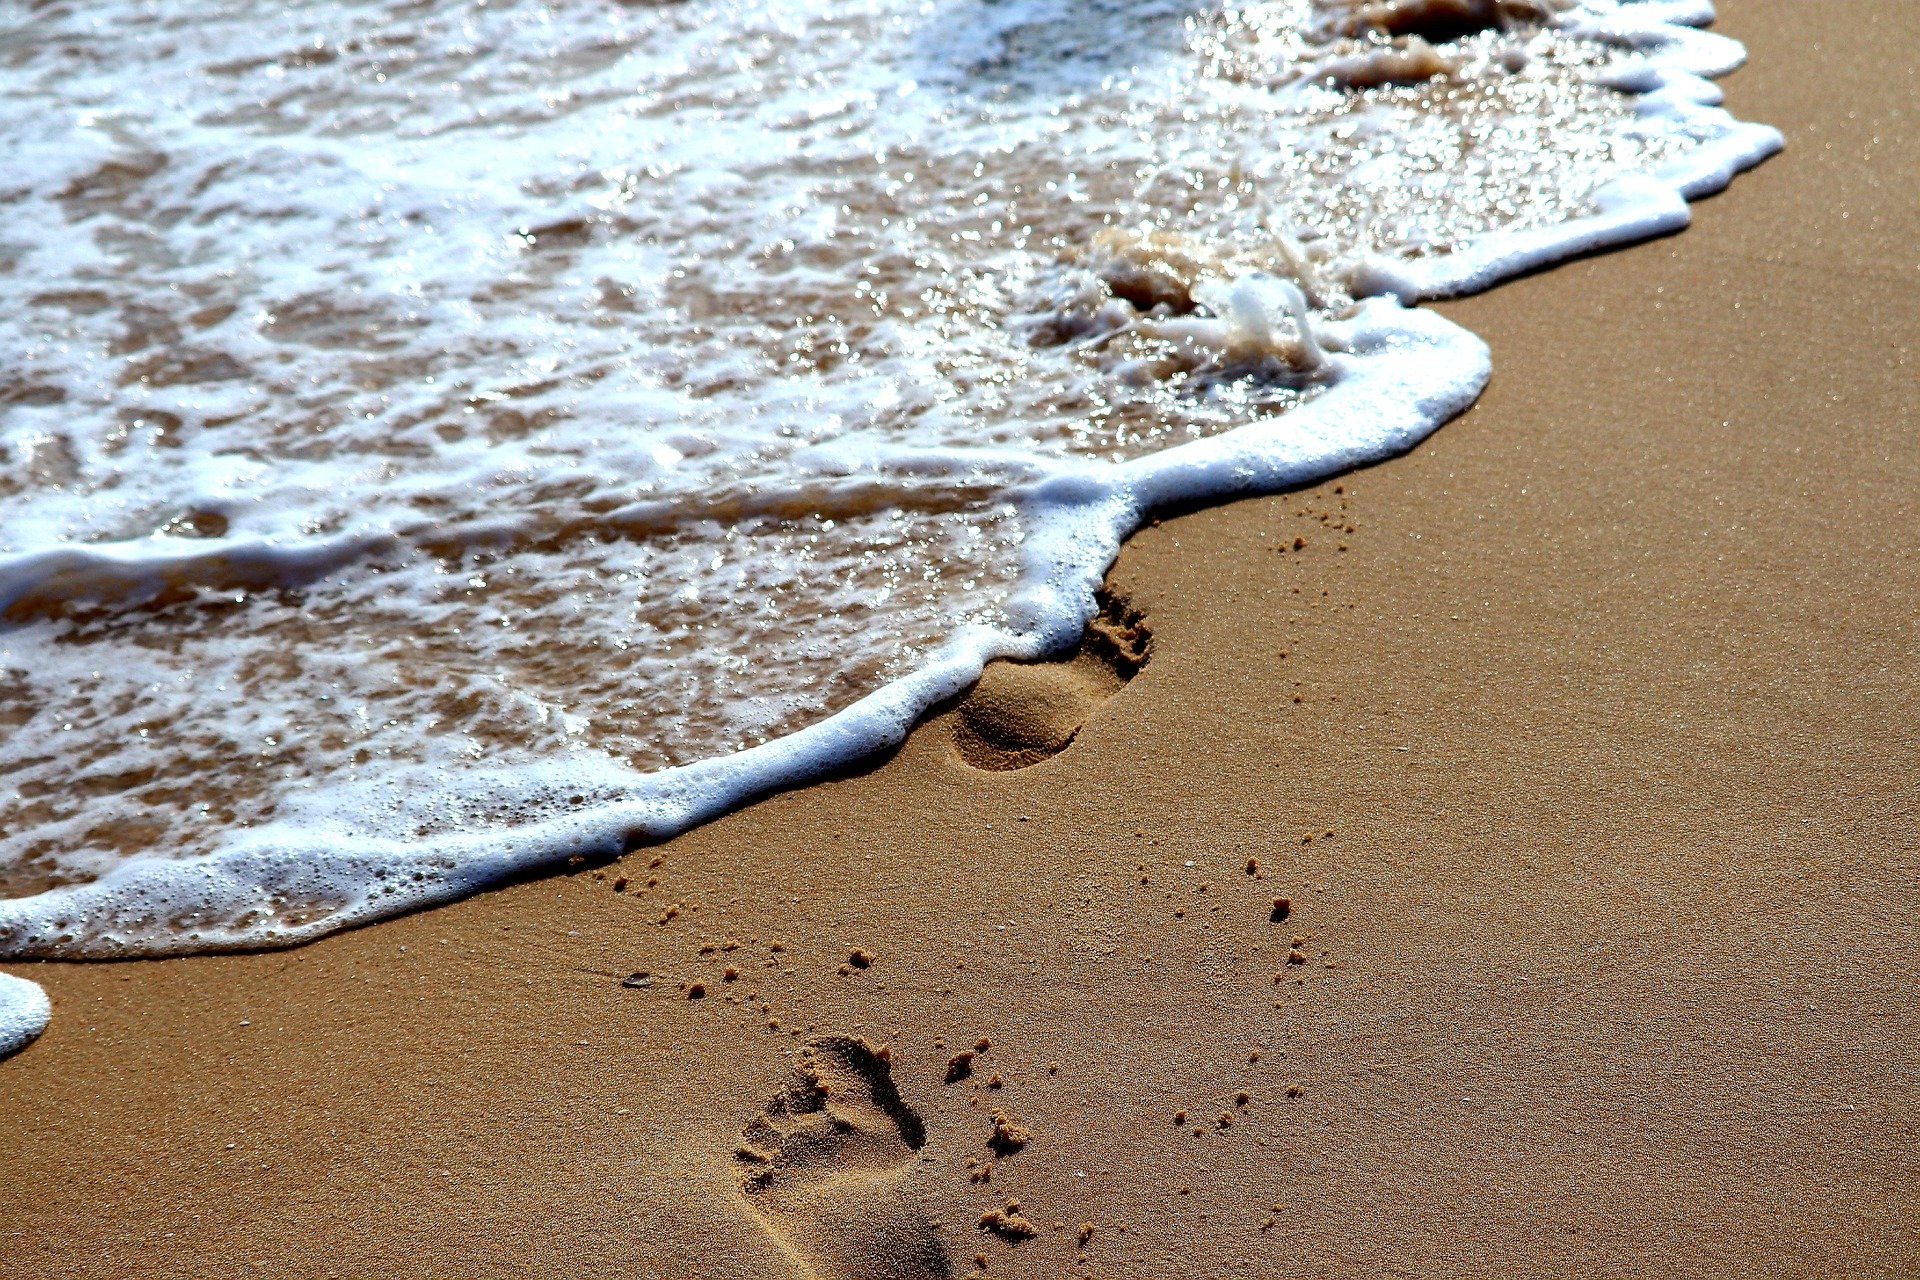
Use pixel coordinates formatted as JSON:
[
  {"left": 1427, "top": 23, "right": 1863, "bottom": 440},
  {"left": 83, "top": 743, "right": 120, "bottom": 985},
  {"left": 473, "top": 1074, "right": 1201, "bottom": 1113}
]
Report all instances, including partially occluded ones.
[{"left": 2, "top": 4, "right": 1915, "bottom": 1277}]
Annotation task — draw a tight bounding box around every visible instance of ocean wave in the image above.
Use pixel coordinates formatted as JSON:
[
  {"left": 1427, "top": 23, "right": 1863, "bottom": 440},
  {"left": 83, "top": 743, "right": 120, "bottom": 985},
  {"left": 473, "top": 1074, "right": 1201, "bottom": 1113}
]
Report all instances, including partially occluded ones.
[{"left": 0, "top": 0, "right": 1776, "bottom": 982}]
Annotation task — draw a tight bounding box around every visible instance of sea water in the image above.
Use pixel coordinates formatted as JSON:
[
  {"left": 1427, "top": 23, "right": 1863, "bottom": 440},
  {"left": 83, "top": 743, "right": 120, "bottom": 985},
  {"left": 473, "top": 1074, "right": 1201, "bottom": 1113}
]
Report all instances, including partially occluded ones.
[{"left": 0, "top": 0, "right": 1776, "bottom": 1044}]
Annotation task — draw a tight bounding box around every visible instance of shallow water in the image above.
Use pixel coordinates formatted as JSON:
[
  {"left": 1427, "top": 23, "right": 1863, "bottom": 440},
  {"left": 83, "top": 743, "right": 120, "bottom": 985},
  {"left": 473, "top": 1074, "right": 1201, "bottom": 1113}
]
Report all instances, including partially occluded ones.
[{"left": 0, "top": 0, "right": 1776, "bottom": 964}]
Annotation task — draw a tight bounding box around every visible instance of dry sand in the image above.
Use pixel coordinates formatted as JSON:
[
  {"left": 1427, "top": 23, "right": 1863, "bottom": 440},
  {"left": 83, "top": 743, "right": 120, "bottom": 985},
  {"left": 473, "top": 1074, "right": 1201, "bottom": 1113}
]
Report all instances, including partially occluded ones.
[{"left": 2, "top": 4, "right": 1915, "bottom": 1277}]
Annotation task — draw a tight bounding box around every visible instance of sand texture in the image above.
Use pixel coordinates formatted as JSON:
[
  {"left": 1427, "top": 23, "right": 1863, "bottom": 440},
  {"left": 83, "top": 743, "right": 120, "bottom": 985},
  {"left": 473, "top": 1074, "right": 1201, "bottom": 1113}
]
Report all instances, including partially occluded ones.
[{"left": 2, "top": 4, "right": 1916, "bottom": 1277}]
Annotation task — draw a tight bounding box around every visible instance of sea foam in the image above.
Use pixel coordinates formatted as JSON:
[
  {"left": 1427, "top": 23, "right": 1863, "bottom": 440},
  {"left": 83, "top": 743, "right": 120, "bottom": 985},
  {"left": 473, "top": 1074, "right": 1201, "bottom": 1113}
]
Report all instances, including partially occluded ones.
[
  {"left": 0, "top": 0, "right": 1776, "bottom": 980},
  {"left": 0, "top": 970, "right": 52, "bottom": 1059}
]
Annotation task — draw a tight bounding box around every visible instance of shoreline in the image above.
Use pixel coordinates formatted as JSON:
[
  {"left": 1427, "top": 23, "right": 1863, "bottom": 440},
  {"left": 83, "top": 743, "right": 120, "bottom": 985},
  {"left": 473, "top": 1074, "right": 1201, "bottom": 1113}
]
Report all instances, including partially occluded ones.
[
  {"left": 0, "top": 0, "right": 1777, "bottom": 967},
  {"left": 3, "top": 3, "right": 1917, "bottom": 1277}
]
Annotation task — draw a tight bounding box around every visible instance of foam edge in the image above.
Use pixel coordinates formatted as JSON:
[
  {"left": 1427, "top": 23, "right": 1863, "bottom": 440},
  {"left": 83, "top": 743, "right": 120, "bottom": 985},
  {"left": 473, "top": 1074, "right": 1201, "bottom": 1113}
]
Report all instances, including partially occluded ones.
[{"left": 0, "top": 971, "right": 52, "bottom": 1060}]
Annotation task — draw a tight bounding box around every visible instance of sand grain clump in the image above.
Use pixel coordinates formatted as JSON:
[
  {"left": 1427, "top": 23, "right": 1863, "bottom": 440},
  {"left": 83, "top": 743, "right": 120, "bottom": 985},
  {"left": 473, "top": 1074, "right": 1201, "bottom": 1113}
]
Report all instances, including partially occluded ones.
[
  {"left": 987, "top": 1109, "right": 1031, "bottom": 1156},
  {"left": 978, "top": 1201, "right": 1039, "bottom": 1241}
]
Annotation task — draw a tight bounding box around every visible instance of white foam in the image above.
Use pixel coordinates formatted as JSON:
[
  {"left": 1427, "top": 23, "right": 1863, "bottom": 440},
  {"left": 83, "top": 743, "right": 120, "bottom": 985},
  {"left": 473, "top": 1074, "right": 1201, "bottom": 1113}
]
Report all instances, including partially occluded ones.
[
  {"left": 0, "top": 972, "right": 52, "bottom": 1059},
  {"left": 0, "top": 0, "right": 1778, "bottom": 969}
]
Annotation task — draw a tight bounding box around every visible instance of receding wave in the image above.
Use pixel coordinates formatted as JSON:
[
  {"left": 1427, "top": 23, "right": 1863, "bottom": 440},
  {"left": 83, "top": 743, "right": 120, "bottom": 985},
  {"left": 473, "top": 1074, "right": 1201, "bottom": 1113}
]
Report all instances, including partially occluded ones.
[{"left": 0, "top": 0, "right": 1777, "bottom": 968}]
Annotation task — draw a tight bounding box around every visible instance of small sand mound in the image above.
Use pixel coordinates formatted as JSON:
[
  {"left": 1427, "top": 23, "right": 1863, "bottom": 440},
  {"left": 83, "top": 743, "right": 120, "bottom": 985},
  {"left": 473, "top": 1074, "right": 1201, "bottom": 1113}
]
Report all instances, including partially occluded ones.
[
  {"left": 978, "top": 1201, "right": 1039, "bottom": 1241},
  {"left": 987, "top": 1108, "right": 1031, "bottom": 1156}
]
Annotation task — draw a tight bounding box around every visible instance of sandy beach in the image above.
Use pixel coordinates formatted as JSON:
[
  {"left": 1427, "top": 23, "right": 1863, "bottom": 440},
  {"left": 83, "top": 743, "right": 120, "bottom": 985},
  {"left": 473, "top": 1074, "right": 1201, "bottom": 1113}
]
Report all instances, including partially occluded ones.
[{"left": 3, "top": 3, "right": 1915, "bottom": 1277}]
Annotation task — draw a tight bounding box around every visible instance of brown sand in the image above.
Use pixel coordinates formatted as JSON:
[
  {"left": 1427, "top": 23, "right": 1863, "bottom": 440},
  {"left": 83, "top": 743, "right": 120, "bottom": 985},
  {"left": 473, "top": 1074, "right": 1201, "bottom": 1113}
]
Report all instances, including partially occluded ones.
[{"left": 3, "top": 5, "right": 1916, "bottom": 1277}]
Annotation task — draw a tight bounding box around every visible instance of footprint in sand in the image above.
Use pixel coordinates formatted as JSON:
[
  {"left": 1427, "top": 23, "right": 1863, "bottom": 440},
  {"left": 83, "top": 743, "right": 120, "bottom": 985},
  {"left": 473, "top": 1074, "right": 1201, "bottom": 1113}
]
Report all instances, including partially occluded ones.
[
  {"left": 735, "top": 1036, "right": 949, "bottom": 1280},
  {"left": 951, "top": 591, "right": 1150, "bottom": 772}
]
